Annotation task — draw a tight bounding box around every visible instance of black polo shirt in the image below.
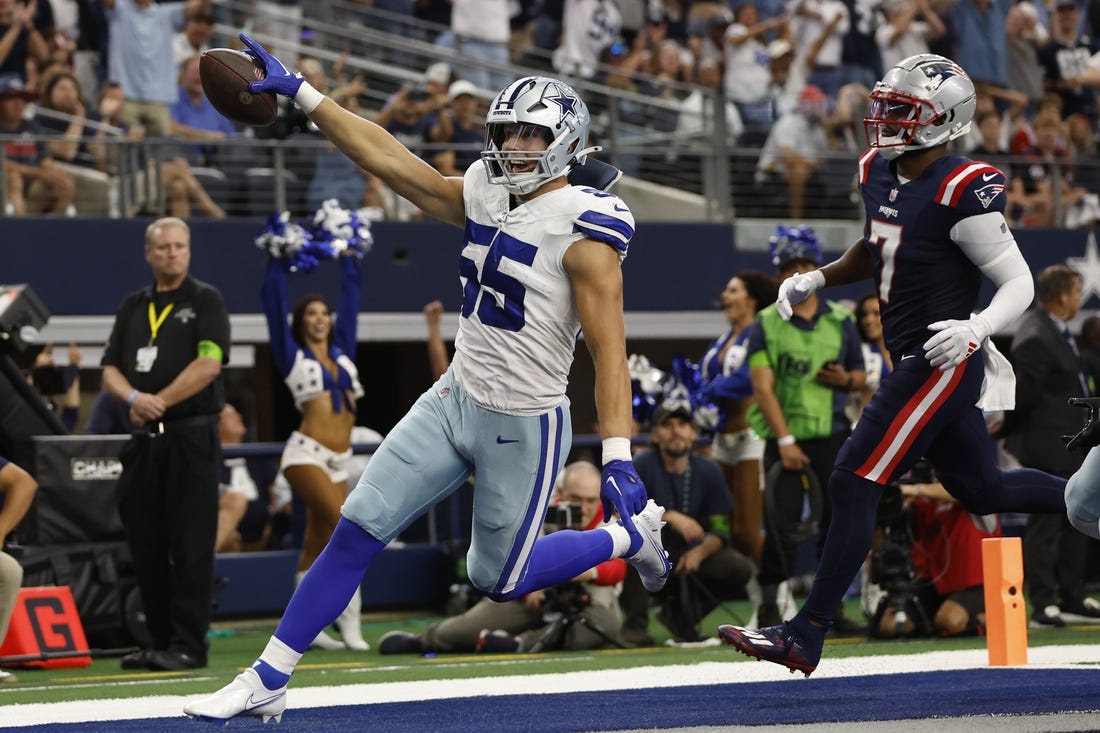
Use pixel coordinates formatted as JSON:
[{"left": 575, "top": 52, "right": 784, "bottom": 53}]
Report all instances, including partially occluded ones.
[{"left": 102, "top": 275, "right": 230, "bottom": 420}]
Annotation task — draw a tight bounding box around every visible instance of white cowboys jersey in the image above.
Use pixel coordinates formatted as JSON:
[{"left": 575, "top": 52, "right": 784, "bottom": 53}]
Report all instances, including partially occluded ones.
[{"left": 450, "top": 164, "right": 635, "bottom": 415}]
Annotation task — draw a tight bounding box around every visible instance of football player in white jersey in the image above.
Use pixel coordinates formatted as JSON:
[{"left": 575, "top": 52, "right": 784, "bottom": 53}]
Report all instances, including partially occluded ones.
[{"left": 184, "top": 37, "right": 671, "bottom": 723}]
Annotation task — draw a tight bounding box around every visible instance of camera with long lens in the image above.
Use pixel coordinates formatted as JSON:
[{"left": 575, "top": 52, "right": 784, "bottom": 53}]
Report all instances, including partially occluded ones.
[
  {"left": 541, "top": 582, "right": 590, "bottom": 619},
  {"left": 544, "top": 502, "right": 584, "bottom": 530}
]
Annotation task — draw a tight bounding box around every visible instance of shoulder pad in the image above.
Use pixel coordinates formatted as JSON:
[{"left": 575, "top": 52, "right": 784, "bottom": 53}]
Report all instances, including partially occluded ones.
[
  {"left": 934, "top": 161, "right": 1007, "bottom": 213},
  {"left": 572, "top": 189, "right": 635, "bottom": 254}
]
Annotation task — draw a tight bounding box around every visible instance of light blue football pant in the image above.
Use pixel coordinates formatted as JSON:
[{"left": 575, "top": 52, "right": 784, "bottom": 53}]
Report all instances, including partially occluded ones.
[
  {"left": 1065, "top": 446, "right": 1100, "bottom": 540},
  {"left": 342, "top": 368, "right": 573, "bottom": 597}
]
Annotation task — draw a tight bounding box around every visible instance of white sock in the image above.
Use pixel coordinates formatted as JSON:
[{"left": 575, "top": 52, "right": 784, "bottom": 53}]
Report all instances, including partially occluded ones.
[
  {"left": 603, "top": 524, "right": 633, "bottom": 557},
  {"left": 258, "top": 636, "right": 302, "bottom": 676},
  {"left": 336, "top": 587, "right": 369, "bottom": 650}
]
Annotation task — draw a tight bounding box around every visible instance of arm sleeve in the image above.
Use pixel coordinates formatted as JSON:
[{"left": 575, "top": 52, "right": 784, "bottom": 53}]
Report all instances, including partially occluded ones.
[
  {"left": 260, "top": 258, "right": 299, "bottom": 376},
  {"left": 950, "top": 211, "right": 1035, "bottom": 335},
  {"left": 334, "top": 256, "right": 362, "bottom": 354},
  {"left": 196, "top": 286, "right": 231, "bottom": 363}
]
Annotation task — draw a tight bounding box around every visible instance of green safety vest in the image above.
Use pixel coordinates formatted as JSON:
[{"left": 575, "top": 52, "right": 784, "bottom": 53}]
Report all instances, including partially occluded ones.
[{"left": 747, "top": 301, "right": 854, "bottom": 440}]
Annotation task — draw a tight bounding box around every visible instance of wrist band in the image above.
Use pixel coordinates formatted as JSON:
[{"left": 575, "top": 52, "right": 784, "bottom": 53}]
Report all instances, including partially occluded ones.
[
  {"left": 126, "top": 389, "right": 139, "bottom": 406},
  {"left": 295, "top": 82, "right": 325, "bottom": 115},
  {"left": 602, "top": 436, "right": 632, "bottom": 464},
  {"left": 777, "top": 434, "right": 796, "bottom": 447}
]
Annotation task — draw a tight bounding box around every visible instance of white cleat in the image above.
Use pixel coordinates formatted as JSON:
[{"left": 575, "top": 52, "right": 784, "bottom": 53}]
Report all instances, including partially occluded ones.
[
  {"left": 624, "top": 499, "right": 672, "bottom": 592},
  {"left": 183, "top": 667, "right": 286, "bottom": 724},
  {"left": 309, "top": 629, "right": 347, "bottom": 651}
]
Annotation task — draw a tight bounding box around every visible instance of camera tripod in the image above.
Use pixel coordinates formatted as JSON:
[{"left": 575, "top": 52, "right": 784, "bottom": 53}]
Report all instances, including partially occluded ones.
[{"left": 527, "top": 603, "right": 626, "bottom": 653}]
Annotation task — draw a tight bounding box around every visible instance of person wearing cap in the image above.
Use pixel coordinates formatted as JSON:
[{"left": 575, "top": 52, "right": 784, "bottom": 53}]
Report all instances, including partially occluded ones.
[
  {"left": 742, "top": 225, "right": 866, "bottom": 631},
  {"left": 621, "top": 400, "right": 756, "bottom": 645},
  {"left": 429, "top": 80, "right": 485, "bottom": 176},
  {"left": 0, "top": 72, "right": 76, "bottom": 215},
  {"left": 755, "top": 83, "right": 831, "bottom": 219}
]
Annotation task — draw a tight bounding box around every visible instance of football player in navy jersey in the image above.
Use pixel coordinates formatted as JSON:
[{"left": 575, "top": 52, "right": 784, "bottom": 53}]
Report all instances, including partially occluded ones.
[
  {"left": 185, "top": 37, "right": 671, "bottom": 722},
  {"left": 718, "top": 53, "right": 1068, "bottom": 676}
]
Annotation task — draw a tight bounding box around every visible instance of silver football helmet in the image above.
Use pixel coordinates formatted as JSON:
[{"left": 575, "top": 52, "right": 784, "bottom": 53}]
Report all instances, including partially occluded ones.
[
  {"left": 481, "top": 76, "right": 594, "bottom": 195},
  {"left": 864, "top": 54, "right": 976, "bottom": 160}
]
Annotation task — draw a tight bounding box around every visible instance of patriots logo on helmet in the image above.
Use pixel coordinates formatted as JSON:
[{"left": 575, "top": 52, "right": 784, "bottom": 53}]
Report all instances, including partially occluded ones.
[
  {"left": 919, "top": 60, "right": 966, "bottom": 91},
  {"left": 545, "top": 85, "right": 579, "bottom": 124},
  {"left": 974, "top": 183, "right": 1004, "bottom": 209}
]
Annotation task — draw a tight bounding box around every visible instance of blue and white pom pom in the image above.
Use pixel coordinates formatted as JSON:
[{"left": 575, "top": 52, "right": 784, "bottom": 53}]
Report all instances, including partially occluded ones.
[
  {"left": 257, "top": 201, "right": 374, "bottom": 272},
  {"left": 312, "top": 198, "right": 374, "bottom": 259}
]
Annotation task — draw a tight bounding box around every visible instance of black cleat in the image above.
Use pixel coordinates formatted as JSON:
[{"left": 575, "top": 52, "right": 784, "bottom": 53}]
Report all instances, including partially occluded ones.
[{"left": 1063, "top": 397, "right": 1100, "bottom": 451}]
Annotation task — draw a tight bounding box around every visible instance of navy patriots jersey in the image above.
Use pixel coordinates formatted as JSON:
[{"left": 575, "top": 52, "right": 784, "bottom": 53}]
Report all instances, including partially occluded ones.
[{"left": 857, "top": 150, "right": 1008, "bottom": 357}]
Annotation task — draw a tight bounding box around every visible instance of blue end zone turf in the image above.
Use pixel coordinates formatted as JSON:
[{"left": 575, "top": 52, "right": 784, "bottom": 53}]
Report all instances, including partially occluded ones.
[{"left": 20, "top": 668, "right": 1100, "bottom": 732}]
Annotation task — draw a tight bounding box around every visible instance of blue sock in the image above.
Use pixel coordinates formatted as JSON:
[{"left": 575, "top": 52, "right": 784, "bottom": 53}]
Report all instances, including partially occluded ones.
[
  {"left": 799, "top": 470, "right": 882, "bottom": 627},
  {"left": 253, "top": 660, "right": 290, "bottom": 691},
  {"left": 274, "top": 517, "right": 385, "bottom": 652},
  {"left": 508, "top": 529, "right": 614, "bottom": 597}
]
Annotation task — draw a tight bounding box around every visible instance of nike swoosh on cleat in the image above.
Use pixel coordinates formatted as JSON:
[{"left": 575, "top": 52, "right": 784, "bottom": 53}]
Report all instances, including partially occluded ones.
[
  {"left": 247, "top": 690, "right": 284, "bottom": 709},
  {"left": 496, "top": 436, "right": 519, "bottom": 444}
]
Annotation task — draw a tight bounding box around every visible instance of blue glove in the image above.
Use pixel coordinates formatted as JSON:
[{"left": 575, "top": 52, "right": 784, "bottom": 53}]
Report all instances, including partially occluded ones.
[
  {"left": 601, "top": 459, "right": 646, "bottom": 534},
  {"left": 239, "top": 33, "right": 304, "bottom": 98}
]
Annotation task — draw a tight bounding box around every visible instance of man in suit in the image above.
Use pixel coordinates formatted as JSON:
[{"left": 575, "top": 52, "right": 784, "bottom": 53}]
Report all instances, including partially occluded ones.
[{"left": 1005, "top": 265, "right": 1100, "bottom": 627}]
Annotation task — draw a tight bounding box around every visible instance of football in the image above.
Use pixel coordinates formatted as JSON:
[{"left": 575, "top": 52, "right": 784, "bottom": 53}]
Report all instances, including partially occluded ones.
[{"left": 199, "top": 48, "right": 278, "bottom": 127}]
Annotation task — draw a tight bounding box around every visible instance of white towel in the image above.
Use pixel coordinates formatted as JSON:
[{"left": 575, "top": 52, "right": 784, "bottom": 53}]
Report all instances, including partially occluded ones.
[{"left": 977, "top": 337, "right": 1015, "bottom": 411}]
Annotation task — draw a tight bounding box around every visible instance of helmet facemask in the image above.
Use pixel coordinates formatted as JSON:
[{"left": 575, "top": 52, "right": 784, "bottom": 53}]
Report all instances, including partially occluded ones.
[
  {"left": 482, "top": 122, "right": 575, "bottom": 195},
  {"left": 863, "top": 54, "right": 976, "bottom": 161},
  {"left": 480, "top": 76, "right": 591, "bottom": 196}
]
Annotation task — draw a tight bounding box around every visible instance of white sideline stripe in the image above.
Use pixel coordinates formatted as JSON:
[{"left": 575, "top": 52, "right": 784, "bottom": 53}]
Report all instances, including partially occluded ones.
[{"left": 3, "top": 645, "right": 1100, "bottom": 727}]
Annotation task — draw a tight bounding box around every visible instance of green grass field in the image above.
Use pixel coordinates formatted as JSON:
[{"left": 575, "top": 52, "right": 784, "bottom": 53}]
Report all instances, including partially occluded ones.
[{"left": 3, "top": 600, "right": 1098, "bottom": 708}]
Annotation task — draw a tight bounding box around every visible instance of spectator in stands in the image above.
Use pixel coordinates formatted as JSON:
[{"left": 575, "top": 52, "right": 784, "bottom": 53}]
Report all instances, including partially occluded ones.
[
  {"left": 215, "top": 402, "right": 265, "bottom": 554},
  {"left": 430, "top": 80, "right": 485, "bottom": 176},
  {"left": 0, "top": 0, "right": 50, "bottom": 81},
  {"left": 1039, "top": 0, "right": 1098, "bottom": 119},
  {"left": 871, "top": 476, "right": 1000, "bottom": 638},
  {"left": 636, "top": 39, "right": 693, "bottom": 132},
  {"left": 434, "top": 0, "right": 511, "bottom": 92},
  {"left": 36, "top": 69, "right": 98, "bottom": 169},
  {"left": 756, "top": 84, "right": 831, "bottom": 220},
  {"left": 169, "top": 53, "right": 237, "bottom": 166},
  {"left": 1005, "top": 1, "right": 1048, "bottom": 108},
  {"left": 377, "top": 461, "right": 627, "bottom": 654},
  {"left": 825, "top": 81, "right": 872, "bottom": 151},
  {"left": 104, "top": 0, "right": 212, "bottom": 138},
  {"left": 874, "top": 0, "right": 945, "bottom": 72},
  {"left": 840, "top": 0, "right": 883, "bottom": 89},
  {"left": 72, "top": 0, "right": 109, "bottom": 109},
  {"left": 723, "top": 3, "right": 789, "bottom": 133},
  {"left": 674, "top": 57, "right": 744, "bottom": 144},
  {"left": 700, "top": 270, "right": 779, "bottom": 567},
  {"left": 422, "top": 300, "right": 451, "bottom": 381},
  {"left": 1005, "top": 265, "right": 1100, "bottom": 628},
  {"left": 950, "top": 0, "right": 1011, "bottom": 90},
  {"left": 171, "top": 10, "right": 212, "bottom": 68},
  {"left": 553, "top": 0, "right": 622, "bottom": 79},
  {"left": 789, "top": 0, "right": 849, "bottom": 98},
  {"left": 1010, "top": 110, "right": 1092, "bottom": 228},
  {"left": 1065, "top": 112, "right": 1100, "bottom": 194},
  {"left": 626, "top": 401, "right": 756, "bottom": 644},
  {"left": 0, "top": 456, "right": 38, "bottom": 683},
  {"left": 0, "top": 72, "right": 76, "bottom": 215}
]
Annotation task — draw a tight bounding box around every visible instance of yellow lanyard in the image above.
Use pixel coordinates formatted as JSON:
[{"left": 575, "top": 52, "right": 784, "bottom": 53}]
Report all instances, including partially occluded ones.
[{"left": 147, "top": 302, "right": 174, "bottom": 346}]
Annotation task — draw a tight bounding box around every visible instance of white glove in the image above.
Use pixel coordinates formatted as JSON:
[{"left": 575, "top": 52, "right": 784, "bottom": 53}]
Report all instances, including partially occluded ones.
[
  {"left": 922, "top": 315, "right": 992, "bottom": 371},
  {"left": 776, "top": 270, "right": 825, "bottom": 321}
]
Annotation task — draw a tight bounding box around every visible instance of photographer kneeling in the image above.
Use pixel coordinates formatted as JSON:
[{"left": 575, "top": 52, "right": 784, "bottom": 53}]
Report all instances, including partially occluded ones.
[
  {"left": 869, "top": 461, "right": 1000, "bottom": 639},
  {"left": 378, "top": 461, "right": 626, "bottom": 654}
]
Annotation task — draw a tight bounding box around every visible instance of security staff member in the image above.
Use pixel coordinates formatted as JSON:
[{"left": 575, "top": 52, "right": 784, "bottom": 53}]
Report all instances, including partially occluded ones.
[{"left": 101, "top": 217, "right": 230, "bottom": 671}]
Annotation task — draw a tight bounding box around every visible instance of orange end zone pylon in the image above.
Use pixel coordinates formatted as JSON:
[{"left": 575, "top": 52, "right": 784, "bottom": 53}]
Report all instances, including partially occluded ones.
[{"left": 981, "top": 537, "right": 1028, "bottom": 666}]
